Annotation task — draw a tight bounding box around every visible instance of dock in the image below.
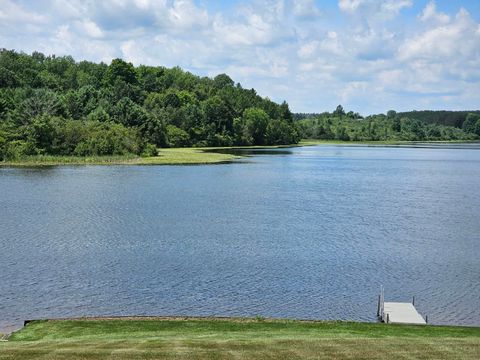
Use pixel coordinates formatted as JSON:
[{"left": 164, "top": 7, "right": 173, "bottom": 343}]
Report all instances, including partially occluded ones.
[{"left": 377, "top": 286, "right": 427, "bottom": 325}]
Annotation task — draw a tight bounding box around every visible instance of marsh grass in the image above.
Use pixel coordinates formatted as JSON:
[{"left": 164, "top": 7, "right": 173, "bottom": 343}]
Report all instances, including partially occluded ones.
[{"left": 0, "top": 148, "right": 240, "bottom": 166}]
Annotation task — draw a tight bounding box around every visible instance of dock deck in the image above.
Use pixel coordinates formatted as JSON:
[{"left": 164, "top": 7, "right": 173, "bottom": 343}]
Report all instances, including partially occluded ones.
[
  {"left": 383, "top": 302, "right": 426, "bottom": 325},
  {"left": 377, "top": 286, "right": 427, "bottom": 325}
]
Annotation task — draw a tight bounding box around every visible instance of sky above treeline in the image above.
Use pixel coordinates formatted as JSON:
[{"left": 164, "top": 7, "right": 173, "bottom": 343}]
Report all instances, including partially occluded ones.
[{"left": 1, "top": 0, "right": 479, "bottom": 114}]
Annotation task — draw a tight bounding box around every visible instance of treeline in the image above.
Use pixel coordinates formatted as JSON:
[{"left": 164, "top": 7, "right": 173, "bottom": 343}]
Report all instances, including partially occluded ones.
[
  {"left": 396, "top": 110, "right": 480, "bottom": 128},
  {"left": 0, "top": 49, "right": 299, "bottom": 160},
  {"left": 298, "top": 106, "right": 480, "bottom": 142}
]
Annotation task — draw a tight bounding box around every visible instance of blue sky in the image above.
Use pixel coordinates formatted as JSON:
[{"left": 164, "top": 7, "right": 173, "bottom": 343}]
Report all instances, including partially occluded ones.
[{"left": 0, "top": 0, "right": 479, "bottom": 114}]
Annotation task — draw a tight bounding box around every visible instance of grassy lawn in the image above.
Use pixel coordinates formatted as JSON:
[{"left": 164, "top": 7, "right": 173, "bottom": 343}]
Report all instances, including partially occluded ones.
[{"left": 1, "top": 318, "right": 479, "bottom": 359}]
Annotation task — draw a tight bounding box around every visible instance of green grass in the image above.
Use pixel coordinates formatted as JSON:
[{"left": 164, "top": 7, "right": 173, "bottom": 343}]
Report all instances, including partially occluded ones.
[
  {"left": 0, "top": 148, "right": 241, "bottom": 166},
  {"left": 0, "top": 154, "right": 141, "bottom": 166},
  {"left": 0, "top": 144, "right": 296, "bottom": 166},
  {"left": 140, "top": 147, "right": 241, "bottom": 165},
  {"left": 1, "top": 318, "right": 479, "bottom": 359}
]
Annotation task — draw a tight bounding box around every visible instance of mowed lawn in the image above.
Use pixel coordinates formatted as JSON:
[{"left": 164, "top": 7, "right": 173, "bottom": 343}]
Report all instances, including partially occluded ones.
[{"left": 1, "top": 318, "right": 479, "bottom": 359}]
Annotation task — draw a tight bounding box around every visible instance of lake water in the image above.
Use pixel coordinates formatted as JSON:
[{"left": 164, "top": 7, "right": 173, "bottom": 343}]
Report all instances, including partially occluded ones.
[{"left": 1, "top": 144, "right": 479, "bottom": 331}]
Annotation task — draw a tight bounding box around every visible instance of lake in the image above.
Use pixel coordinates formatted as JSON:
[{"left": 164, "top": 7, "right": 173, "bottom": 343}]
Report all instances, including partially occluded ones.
[{"left": 1, "top": 144, "right": 479, "bottom": 331}]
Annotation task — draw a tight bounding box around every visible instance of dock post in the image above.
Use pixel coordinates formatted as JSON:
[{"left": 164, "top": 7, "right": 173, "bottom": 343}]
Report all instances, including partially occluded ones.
[
  {"left": 377, "top": 295, "right": 381, "bottom": 317},
  {"left": 412, "top": 296, "right": 415, "bottom": 306},
  {"left": 386, "top": 313, "right": 390, "bottom": 324},
  {"left": 426, "top": 315, "right": 428, "bottom": 324}
]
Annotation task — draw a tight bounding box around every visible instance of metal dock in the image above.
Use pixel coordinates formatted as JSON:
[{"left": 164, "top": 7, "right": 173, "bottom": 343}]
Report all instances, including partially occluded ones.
[{"left": 377, "top": 286, "right": 427, "bottom": 325}]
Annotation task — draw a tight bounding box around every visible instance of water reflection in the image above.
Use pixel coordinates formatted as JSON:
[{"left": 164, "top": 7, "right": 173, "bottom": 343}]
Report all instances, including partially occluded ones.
[{"left": 0, "top": 144, "right": 479, "bottom": 332}]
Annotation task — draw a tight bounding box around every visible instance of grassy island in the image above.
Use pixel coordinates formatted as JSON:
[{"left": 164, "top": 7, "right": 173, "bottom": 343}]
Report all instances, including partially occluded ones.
[
  {"left": 0, "top": 143, "right": 308, "bottom": 166},
  {"left": 0, "top": 147, "right": 241, "bottom": 166},
  {"left": 1, "top": 318, "right": 479, "bottom": 359}
]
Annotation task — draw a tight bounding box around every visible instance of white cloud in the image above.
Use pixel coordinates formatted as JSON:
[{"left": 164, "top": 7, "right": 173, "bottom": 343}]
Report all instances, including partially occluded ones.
[
  {"left": 0, "top": 0, "right": 479, "bottom": 114},
  {"left": 81, "top": 20, "right": 104, "bottom": 38},
  {"left": 400, "top": 8, "right": 479, "bottom": 61},
  {"left": 419, "top": 1, "right": 450, "bottom": 24},
  {"left": 51, "top": 0, "right": 87, "bottom": 19},
  {"left": 298, "top": 40, "right": 319, "bottom": 59},
  {"left": 213, "top": 15, "right": 274, "bottom": 46},
  {"left": 338, "top": 81, "right": 369, "bottom": 102},
  {"left": 292, "top": 0, "right": 321, "bottom": 18},
  {"left": 211, "top": 1, "right": 294, "bottom": 47},
  {"left": 338, "top": 0, "right": 412, "bottom": 16},
  {"left": 168, "top": 0, "right": 209, "bottom": 31},
  {"left": 0, "top": 0, "right": 48, "bottom": 35}
]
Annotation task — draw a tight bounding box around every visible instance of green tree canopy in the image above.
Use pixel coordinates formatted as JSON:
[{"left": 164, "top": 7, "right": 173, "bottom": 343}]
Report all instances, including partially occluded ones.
[{"left": 104, "top": 59, "right": 138, "bottom": 85}]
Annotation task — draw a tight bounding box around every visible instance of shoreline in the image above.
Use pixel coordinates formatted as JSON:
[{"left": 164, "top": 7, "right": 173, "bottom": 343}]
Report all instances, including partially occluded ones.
[
  {"left": 2, "top": 316, "right": 479, "bottom": 359},
  {"left": 3, "top": 314, "right": 479, "bottom": 337},
  {"left": 1, "top": 140, "right": 479, "bottom": 167}
]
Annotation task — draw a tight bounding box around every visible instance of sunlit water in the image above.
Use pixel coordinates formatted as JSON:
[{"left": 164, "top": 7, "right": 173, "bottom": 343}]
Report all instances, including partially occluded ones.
[{"left": 1, "top": 144, "right": 479, "bottom": 331}]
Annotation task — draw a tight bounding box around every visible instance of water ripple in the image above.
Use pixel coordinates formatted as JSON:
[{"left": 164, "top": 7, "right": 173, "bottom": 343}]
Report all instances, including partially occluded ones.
[{"left": 1, "top": 145, "right": 479, "bottom": 330}]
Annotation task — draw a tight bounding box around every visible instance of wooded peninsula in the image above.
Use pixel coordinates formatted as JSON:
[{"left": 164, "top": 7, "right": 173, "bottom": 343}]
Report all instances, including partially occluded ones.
[{"left": 1, "top": 49, "right": 479, "bottom": 163}]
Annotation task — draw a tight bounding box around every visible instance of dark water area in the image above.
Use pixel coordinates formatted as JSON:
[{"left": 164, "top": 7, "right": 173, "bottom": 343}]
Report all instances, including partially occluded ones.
[
  {"left": 208, "top": 148, "right": 295, "bottom": 156},
  {"left": 1, "top": 144, "right": 479, "bottom": 331}
]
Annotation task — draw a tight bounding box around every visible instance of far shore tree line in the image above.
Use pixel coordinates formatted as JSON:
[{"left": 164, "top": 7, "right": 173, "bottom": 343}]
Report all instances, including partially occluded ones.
[
  {"left": 297, "top": 106, "right": 480, "bottom": 142},
  {"left": 1, "top": 50, "right": 479, "bottom": 161},
  {"left": 0, "top": 50, "right": 299, "bottom": 161}
]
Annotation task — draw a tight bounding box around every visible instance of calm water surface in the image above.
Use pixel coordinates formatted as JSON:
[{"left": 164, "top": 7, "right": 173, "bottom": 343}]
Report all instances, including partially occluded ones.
[{"left": 1, "top": 145, "right": 479, "bottom": 331}]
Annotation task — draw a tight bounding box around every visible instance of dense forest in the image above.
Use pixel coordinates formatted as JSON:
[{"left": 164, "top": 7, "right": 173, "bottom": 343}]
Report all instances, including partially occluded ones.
[
  {"left": 1, "top": 50, "right": 479, "bottom": 161},
  {"left": 396, "top": 110, "right": 480, "bottom": 128},
  {"left": 0, "top": 50, "right": 299, "bottom": 160},
  {"left": 297, "top": 106, "right": 480, "bottom": 142}
]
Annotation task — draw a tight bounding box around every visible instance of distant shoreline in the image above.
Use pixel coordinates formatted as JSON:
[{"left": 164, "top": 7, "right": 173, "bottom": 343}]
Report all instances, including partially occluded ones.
[{"left": 1, "top": 140, "right": 479, "bottom": 167}]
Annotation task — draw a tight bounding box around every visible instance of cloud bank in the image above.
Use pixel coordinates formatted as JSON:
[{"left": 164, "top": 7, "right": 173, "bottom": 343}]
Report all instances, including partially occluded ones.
[{"left": 0, "top": 0, "right": 479, "bottom": 114}]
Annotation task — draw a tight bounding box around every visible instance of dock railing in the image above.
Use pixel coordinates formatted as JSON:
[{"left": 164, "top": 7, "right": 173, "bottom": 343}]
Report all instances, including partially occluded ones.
[
  {"left": 377, "top": 286, "right": 427, "bottom": 325},
  {"left": 377, "top": 285, "right": 385, "bottom": 321}
]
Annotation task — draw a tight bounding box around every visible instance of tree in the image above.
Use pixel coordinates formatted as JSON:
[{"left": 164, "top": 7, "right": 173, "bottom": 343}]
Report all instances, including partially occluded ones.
[
  {"left": 0, "top": 66, "right": 19, "bottom": 87},
  {"left": 0, "top": 91, "right": 12, "bottom": 120},
  {"left": 163, "top": 92, "right": 181, "bottom": 108},
  {"left": 63, "top": 86, "right": 98, "bottom": 119},
  {"left": 474, "top": 119, "right": 480, "bottom": 136},
  {"left": 104, "top": 59, "right": 137, "bottom": 85},
  {"left": 19, "top": 89, "right": 64, "bottom": 125},
  {"left": 111, "top": 97, "right": 148, "bottom": 127},
  {"left": 0, "top": 130, "right": 7, "bottom": 160},
  {"left": 265, "top": 119, "right": 298, "bottom": 145},
  {"left": 203, "top": 96, "right": 233, "bottom": 133},
  {"left": 87, "top": 107, "right": 110, "bottom": 122},
  {"left": 387, "top": 110, "right": 397, "bottom": 118},
  {"left": 463, "top": 113, "right": 480, "bottom": 134},
  {"left": 243, "top": 107, "right": 269, "bottom": 145},
  {"left": 27, "top": 115, "right": 58, "bottom": 154},
  {"left": 136, "top": 65, "right": 164, "bottom": 92},
  {"left": 279, "top": 101, "right": 293, "bottom": 122},
  {"left": 140, "top": 114, "right": 168, "bottom": 147},
  {"left": 391, "top": 117, "right": 401, "bottom": 132},
  {"left": 334, "top": 105, "right": 345, "bottom": 116},
  {"left": 166, "top": 124, "right": 190, "bottom": 147},
  {"left": 213, "top": 74, "right": 234, "bottom": 89}
]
